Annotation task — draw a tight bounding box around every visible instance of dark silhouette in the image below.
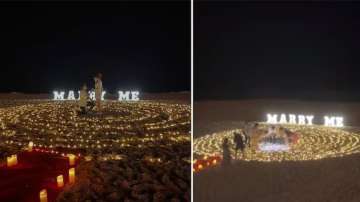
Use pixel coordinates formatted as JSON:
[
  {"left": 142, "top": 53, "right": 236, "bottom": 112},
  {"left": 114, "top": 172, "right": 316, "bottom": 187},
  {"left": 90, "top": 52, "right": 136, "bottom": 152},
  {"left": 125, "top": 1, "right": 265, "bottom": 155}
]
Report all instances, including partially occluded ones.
[
  {"left": 234, "top": 132, "right": 245, "bottom": 158},
  {"left": 222, "top": 138, "right": 231, "bottom": 166}
]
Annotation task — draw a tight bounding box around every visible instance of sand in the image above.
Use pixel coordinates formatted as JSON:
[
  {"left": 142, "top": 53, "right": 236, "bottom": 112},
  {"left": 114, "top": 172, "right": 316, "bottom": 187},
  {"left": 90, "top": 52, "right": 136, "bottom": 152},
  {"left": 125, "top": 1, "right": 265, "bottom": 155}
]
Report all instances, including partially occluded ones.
[
  {"left": 0, "top": 92, "right": 190, "bottom": 202},
  {"left": 194, "top": 99, "right": 360, "bottom": 202}
]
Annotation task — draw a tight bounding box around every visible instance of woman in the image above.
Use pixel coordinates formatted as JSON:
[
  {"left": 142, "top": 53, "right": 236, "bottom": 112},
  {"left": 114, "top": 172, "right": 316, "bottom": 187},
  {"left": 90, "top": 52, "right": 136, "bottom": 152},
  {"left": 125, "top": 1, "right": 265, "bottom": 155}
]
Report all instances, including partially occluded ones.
[
  {"left": 94, "top": 73, "right": 103, "bottom": 111},
  {"left": 222, "top": 138, "right": 231, "bottom": 166},
  {"left": 78, "top": 84, "right": 88, "bottom": 115}
]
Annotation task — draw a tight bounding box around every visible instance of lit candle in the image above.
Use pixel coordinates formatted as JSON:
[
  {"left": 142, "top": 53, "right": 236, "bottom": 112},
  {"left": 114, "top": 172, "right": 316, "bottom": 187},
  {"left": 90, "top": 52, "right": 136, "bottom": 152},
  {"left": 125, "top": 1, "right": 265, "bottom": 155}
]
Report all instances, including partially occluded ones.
[
  {"left": 68, "top": 154, "right": 75, "bottom": 166},
  {"left": 7, "top": 155, "right": 17, "bottom": 167},
  {"left": 39, "top": 189, "right": 47, "bottom": 202},
  {"left": 28, "top": 141, "right": 33, "bottom": 152},
  {"left": 12, "top": 155, "right": 17, "bottom": 166},
  {"left": 69, "top": 168, "right": 75, "bottom": 184},
  {"left": 57, "top": 175, "right": 64, "bottom": 188},
  {"left": 7, "top": 156, "right": 13, "bottom": 167}
]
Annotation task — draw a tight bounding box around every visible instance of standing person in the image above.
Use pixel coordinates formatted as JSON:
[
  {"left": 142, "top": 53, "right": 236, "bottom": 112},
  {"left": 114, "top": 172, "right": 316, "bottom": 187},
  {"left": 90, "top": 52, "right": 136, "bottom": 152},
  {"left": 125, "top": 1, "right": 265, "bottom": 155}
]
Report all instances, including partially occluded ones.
[
  {"left": 234, "top": 132, "right": 245, "bottom": 158},
  {"left": 222, "top": 137, "right": 231, "bottom": 166},
  {"left": 244, "top": 122, "right": 257, "bottom": 147},
  {"left": 78, "top": 84, "right": 88, "bottom": 115},
  {"left": 94, "top": 73, "right": 103, "bottom": 111},
  {"left": 249, "top": 123, "right": 260, "bottom": 146}
]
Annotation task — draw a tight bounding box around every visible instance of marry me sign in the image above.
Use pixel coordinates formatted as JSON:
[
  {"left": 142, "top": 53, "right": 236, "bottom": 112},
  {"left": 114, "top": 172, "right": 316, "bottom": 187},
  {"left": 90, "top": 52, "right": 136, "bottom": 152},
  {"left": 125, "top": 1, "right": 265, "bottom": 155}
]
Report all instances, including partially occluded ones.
[
  {"left": 266, "top": 113, "right": 344, "bottom": 127},
  {"left": 53, "top": 90, "right": 140, "bottom": 101}
]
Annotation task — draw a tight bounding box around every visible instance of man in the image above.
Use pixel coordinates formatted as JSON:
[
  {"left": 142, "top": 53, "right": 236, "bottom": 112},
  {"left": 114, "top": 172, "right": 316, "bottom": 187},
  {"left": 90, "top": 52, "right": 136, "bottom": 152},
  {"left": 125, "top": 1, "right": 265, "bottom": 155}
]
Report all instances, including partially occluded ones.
[
  {"left": 244, "top": 123, "right": 257, "bottom": 147},
  {"left": 234, "top": 132, "right": 245, "bottom": 158},
  {"left": 94, "top": 73, "right": 103, "bottom": 111}
]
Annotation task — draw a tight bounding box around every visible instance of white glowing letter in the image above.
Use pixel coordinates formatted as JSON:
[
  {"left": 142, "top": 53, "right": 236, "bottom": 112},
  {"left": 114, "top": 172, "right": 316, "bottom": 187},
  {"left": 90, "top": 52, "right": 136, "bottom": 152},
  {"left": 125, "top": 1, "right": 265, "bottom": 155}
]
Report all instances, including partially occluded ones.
[
  {"left": 131, "top": 91, "right": 139, "bottom": 101},
  {"left": 67, "top": 90, "right": 76, "bottom": 100},
  {"left": 279, "top": 114, "right": 287, "bottom": 124},
  {"left": 324, "top": 116, "right": 336, "bottom": 127},
  {"left": 267, "top": 114, "right": 278, "bottom": 124},
  {"left": 101, "top": 91, "right": 106, "bottom": 101},
  {"left": 306, "top": 115, "right": 314, "bottom": 125},
  {"left": 335, "top": 117, "right": 344, "bottom": 127},
  {"left": 288, "top": 114, "right": 297, "bottom": 124},
  {"left": 53, "top": 91, "right": 65, "bottom": 100},
  {"left": 77, "top": 91, "right": 80, "bottom": 100},
  {"left": 118, "top": 91, "right": 130, "bottom": 101},
  {"left": 298, "top": 115, "right": 306, "bottom": 125}
]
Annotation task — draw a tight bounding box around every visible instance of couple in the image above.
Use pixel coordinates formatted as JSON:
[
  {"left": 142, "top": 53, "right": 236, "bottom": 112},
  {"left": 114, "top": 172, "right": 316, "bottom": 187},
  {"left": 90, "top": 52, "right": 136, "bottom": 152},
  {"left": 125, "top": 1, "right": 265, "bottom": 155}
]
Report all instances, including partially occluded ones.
[
  {"left": 233, "top": 131, "right": 250, "bottom": 158},
  {"left": 78, "top": 73, "right": 103, "bottom": 115},
  {"left": 221, "top": 131, "right": 249, "bottom": 166},
  {"left": 222, "top": 123, "right": 259, "bottom": 166}
]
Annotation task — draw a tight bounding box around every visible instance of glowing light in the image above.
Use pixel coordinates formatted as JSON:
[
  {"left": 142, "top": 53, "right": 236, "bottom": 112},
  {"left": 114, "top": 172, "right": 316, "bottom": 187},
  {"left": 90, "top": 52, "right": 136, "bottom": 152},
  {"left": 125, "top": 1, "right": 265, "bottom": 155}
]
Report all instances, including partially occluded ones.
[
  {"left": 53, "top": 90, "right": 139, "bottom": 101},
  {"left": 289, "top": 114, "right": 296, "bottom": 124},
  {"left": 53, "top": 91, "right": 65, "bottom": 100},
  {"left": 28, "top": 141, "right": 33, "bottom": 152},
  {"left": 279, "top": 114, "right": 287, "bottom": 124},
  {"left": 131, "top": 91, "right": 140, "bottom": 101},
  {"left": 258, "top": 142, "right": 290, "bottom": 152},
  {"left": 68, "top": 154, "right": 76, "bottom": 166},
  {"left": 324, "top": 116, "right": 344, "bottom": 127},
  {"left": 306, "top": 115, "right": 314, "bottom": 125},
  {"left": 7, "top": 155, "right": 17, "bottom": 167},
  {"left": 57, "top": 175, "right": 64, "bottom": 188},
  {"left": 67, "top": 90, "right": 76, "bottom": 100},
  {"left": 69, "top": 168, "right": 75, "bottom": 184},
  {"left": 39, "top": 189, "right": 47, "bottom": 202},
  {"left": 267, "top": 113, "right": 340, "bottom": 127},
  {"left": 118, "top": 91, "right": 140, "bottom": 101},
  {"left": 267, "top": 114, "right": 277, "bottom": 124},
  {"left": 194, "top": 124, "right": 360, "bottom": 162}
]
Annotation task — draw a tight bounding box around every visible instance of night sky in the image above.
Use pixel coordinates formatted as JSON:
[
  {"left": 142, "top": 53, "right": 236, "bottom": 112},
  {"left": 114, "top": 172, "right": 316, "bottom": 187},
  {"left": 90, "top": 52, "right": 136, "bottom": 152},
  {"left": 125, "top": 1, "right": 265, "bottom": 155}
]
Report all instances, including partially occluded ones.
[
  {"left": 0, "top": 1, "right": 190, "bottom": 93},
  {"left": 195, "top": 2, "right": 360, "bottom": 101}
]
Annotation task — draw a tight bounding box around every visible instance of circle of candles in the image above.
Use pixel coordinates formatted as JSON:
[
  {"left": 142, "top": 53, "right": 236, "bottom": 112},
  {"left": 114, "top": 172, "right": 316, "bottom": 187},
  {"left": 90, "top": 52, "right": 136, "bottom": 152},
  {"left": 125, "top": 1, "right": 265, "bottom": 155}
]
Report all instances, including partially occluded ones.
[
  {"left": 69, "top": 168, "right": 75, "bottom": 184},
  {"left": 57, "top": 175, "right": 64, "bottom": 188},
  {"left": 39, "top": 189, "right": 47, "bottom": 202},
  {"left": 68, "top": 154, "right": 76, "bottom": 166}
]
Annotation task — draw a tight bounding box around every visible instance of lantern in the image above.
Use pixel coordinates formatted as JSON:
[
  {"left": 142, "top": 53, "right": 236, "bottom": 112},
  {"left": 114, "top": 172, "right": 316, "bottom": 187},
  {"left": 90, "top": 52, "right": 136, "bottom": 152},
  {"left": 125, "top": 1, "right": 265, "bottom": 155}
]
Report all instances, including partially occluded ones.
[
  {"left": 39, "top": 189, "right": 47, "bottom": 202},
  {"left": 57, "top": 175, "right": 64, "bottom": 188},
  {"left": 68, "top": 154, "right": 76, "bottom": 166},
  {"left": 69, "top": 168, "right": 75, "bottom": 184},
  {"left": 28, "top": 141, "right": 34, "bottom": 152}
]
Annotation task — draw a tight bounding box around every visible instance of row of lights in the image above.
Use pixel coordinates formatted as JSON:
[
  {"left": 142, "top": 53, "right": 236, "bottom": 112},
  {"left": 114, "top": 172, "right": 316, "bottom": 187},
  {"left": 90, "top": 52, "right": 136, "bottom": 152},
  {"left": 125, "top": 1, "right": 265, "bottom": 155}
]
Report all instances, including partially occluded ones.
[
  {"left": 193, "top": 155, "right": 222, "bottom": 173},
  {"left": 5, "top": 143, "right": 78, "bottom": 202},
  {"left": 194, "top": 124, "right": 360, "bottom": 162}
]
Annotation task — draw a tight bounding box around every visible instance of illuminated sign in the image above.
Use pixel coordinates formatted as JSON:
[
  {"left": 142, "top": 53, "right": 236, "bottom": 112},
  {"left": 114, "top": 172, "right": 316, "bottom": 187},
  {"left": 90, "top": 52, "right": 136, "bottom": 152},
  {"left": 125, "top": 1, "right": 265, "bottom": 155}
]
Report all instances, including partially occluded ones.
[
  {"left": 53, "top": 90, "right": 140, "bottom": 101},
  {"left": 266, "top": 113, "right": 343, "bottom": 127},
  {"left": 118, "top": 91, "right": 139, "bottom": 101}
]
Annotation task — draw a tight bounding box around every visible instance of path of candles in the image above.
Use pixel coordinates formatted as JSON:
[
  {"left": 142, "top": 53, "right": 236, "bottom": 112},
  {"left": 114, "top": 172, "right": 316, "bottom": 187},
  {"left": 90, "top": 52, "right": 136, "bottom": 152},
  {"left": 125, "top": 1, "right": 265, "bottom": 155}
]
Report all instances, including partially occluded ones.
[
  {"left": 0, "top": 100, "right": 190, "bottom": 154},
  {"left": 0, "top": 151, "right": 70, "bottom": 202},
  {"left": 194, "top": 124, "right": 360, "bottom": 162},
  {"left": 0, "top": 100, "right": 191, "bottom": 201}
]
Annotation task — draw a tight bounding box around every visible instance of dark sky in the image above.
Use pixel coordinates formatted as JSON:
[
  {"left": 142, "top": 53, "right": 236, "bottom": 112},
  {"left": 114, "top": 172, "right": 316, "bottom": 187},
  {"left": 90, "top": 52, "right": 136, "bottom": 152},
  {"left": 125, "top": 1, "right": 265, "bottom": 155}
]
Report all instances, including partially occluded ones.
[
  {"left": 195, "top": 1, "right": 360, "bottom": 101},
  {"left": 0, "top": 1, "right": 190, "bottom": 93}
]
